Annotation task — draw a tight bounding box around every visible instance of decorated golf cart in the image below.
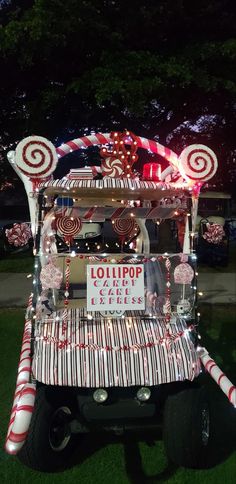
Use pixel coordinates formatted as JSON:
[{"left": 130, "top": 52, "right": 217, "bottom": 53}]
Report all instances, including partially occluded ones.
[{"left": 5, "top": 131, "right": 236, "bottom": 471}]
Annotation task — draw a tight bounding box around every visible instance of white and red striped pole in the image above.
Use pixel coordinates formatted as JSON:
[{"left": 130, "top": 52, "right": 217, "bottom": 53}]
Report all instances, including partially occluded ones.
[
  {"left": 5, "top": 300, "right": 36, "bottom": 455},
  {"left": 198, "top": 347, "right": 236, "bottom": 407}
]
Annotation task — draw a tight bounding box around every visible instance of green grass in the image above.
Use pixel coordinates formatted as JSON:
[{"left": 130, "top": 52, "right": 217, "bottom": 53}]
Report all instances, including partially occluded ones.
[
  {"left": 0, "top": 306, "right": 235, "bottom": 484},
  {"left": 198, "top": 241, "right": 236, "bottom": 273},
  {"left": 0, "top": 252, "right": 34, "bottom": 273}
]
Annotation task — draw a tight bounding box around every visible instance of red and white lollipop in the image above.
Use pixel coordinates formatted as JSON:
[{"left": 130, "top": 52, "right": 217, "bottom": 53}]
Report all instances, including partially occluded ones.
[
  {"left": 113, "top": 219, "right": 136, "bottom": 238},
  {"left": 15, "top": 136, "right": 58, "bottom": 179},
  {"left": 178, "top": 144, "right": 218, "bottom": 183},
  {"left": 101, "top": 157, "right": 124, "bottom": 178},
  {"left": 56, "top": 216, "right": 82, "bottom": 244}
]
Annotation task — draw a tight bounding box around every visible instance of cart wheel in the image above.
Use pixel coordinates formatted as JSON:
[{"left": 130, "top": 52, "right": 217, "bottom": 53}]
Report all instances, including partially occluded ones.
[
  {"left": 163, "top": 386, "right": 210, "bottom": 469},
  {"left": 18, "top": 385, "right": 79, "bottom": 471}
]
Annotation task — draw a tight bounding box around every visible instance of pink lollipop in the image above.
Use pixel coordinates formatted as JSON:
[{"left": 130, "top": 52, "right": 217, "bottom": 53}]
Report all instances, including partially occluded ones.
[
  {"left": 174, "top": 263, "right": 194, "bottom": 284},
  {"left": 40, "top": 260, "right": 63, "bottom": 290},
  {"left": 178, "top": 144, "right": 218, "bottom": 182},
  {"left": 15, "top": 136, "right": 58, "bottom": 178},
  {"left": 101, "top": 157, "right": 124, "bottom": 178}
]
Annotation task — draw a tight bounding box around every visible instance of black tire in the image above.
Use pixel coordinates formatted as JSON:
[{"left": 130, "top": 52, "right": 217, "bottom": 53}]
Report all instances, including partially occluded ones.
[
  {"left": 163, "top": 386, "right": 210, "bottom": 469},
  {"left": 18, "top": 385, "right": 79, "bottom": 472}
]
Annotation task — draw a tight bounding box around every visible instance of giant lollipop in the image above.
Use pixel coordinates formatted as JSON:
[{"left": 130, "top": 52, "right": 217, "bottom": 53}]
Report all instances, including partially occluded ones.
[
  {"left": 174, "top": 262, "right": 194, "bottom": 315},
  {"left": 56, "top": 216, "right": 82, "bottom": 244},
  {"left": 113, "top": 218, "right": 136, "bottom": 249},
  {"left": 178, "top": 144, "right": 218, "bottom": 183},
  {"left": 15, "top": 136, "right": 58, "bottom": 179}
]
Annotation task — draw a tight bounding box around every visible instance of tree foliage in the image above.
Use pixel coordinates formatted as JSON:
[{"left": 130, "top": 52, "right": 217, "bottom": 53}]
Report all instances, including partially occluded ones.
[{"left": 0, "top": 0, "right": 236, "bottom": 192}]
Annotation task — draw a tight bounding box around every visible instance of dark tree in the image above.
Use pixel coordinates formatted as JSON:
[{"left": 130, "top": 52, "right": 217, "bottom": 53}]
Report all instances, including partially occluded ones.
[{"left": 0, "top": 0, "right": 236, "bottom": 193}]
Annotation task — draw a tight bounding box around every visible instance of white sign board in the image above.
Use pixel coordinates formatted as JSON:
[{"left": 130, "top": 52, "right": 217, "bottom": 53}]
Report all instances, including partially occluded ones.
[{"left": 87, "top": 264, "right": 145, "bottom": 311}]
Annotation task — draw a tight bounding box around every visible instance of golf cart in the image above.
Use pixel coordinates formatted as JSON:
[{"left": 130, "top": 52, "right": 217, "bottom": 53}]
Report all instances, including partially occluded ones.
[{"left": 5, "top": 131, "right": 236, "bottom": 471}]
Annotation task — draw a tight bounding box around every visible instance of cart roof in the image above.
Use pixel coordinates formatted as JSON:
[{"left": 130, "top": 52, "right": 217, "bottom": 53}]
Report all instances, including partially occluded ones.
[{"left": 40, "top": 178, "right": 187, "bottom": 202}]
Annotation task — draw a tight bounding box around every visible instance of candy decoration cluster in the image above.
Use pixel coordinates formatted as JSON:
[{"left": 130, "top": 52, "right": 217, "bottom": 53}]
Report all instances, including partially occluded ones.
[{"left": 13, "top": 133, "right": 218, "bottom": 186}]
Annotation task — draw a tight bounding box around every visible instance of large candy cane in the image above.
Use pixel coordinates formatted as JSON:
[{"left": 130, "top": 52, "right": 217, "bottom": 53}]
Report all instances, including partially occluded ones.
[
  {"left": 5, "top": 309, "right": 36, "bottom": 455},
  {"left": 56, "top": 133, "right": 179, "bottom": 169},
  {"left": 199, "top": 347, "right": 236, "bottom": 407}
]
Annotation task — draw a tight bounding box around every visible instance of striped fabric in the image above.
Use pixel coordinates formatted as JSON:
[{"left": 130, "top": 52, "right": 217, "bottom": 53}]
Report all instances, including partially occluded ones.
[{"left": 32, "top": 309, "right": 200, "bottom": 388}]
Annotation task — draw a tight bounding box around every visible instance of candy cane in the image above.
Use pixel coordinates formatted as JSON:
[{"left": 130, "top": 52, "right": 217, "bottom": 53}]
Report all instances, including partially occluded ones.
[
  {"left": 56, "top": 133, "right": 179, "bottom": 169},
  {"left": 198, "top": 347, "right": 236, "bottom": 406},
  {"left": 5, "top": 316, "right": 36, "bottom": 454}
]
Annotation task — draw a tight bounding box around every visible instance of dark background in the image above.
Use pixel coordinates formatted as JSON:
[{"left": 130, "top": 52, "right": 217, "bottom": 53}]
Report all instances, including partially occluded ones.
[{"left": 0, "top": 0, "right": 236, "bottom": 205}]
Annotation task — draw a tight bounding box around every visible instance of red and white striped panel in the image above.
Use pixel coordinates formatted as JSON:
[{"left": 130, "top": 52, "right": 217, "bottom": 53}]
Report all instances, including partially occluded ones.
[
  {"left": 56, "top": 133, "right": 179, "bottom": 169},
  {"left": 5, "top": 316, "right": 36, "bottom": 455},
  {"left": 32, "top": 309, "right": 200, "bottom": 388}
]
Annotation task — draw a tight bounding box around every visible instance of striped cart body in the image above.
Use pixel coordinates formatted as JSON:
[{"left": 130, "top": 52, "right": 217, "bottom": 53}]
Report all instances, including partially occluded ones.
[{"left": 32, "top": 309, "right": 201, "bottom": 388}]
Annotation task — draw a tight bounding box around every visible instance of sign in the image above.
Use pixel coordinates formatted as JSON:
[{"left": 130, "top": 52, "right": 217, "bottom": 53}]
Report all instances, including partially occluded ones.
[{"left": 87, "top": 264, "right": 145, "bottom": 311}]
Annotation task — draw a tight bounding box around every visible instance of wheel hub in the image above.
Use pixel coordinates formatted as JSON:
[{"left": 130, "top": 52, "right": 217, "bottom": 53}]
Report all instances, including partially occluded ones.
[{"left": 49, "top": 406, "right": 72, "bottom": 452}]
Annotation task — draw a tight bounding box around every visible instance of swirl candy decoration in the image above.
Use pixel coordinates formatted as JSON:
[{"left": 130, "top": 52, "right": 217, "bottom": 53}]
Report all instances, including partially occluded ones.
[
  {"left": 178, "top": 144, "right": 218, "bottom": 183},
  {"left": 113, "top": 219, "right": 136, "bottom": 240},
  {"left": 101, "top": 157, "right": 124, "bottom": 178},
  {"left": 56, "top": 216, "right": 82, "bottom": 244},
  {"left": 15, "top": 136, "right": 58, "bottom": 179}
]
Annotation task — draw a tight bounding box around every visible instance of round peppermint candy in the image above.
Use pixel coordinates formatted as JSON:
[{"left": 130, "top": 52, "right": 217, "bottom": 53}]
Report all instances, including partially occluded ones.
[
  {"left": 15, "top": 136, "right": 58, "bottom": 178},
  {"left": 178, "top": 144, "right": 218, "bottom": 182},
  {"left": 101, "top": 157, "right": 124, "bottom": 178}
]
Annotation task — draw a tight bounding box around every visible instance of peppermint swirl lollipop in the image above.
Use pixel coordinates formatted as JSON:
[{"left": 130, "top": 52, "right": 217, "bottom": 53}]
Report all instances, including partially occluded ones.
[
  {"left": 56, "top": 216, "right": 82, "bottom": 244},
  {"left": 178, "top": 144, "right": 218, "bottom": 182},
  {"left": 113, "top": 219, "right": 136, "bottom": 238},
  {"left": 101, "top": 157, "right": 124, "bottom": 178},
  {"left": 15, "top": 136, "right": 57, "bottom": 178},
  {"left": 174, "top": 263, "right": 194, "bottom": 285}
]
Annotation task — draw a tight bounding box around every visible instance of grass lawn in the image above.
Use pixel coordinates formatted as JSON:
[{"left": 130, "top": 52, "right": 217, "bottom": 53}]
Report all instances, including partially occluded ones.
[
  {"left": 198, "top": 241, "right": 236, "bottom": 273},
  {"left": 0, "top": 306, "right": 235, "bottom": 484},
  {"left": 0, "top": 252, "right": 34, "bottom": 273}
]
